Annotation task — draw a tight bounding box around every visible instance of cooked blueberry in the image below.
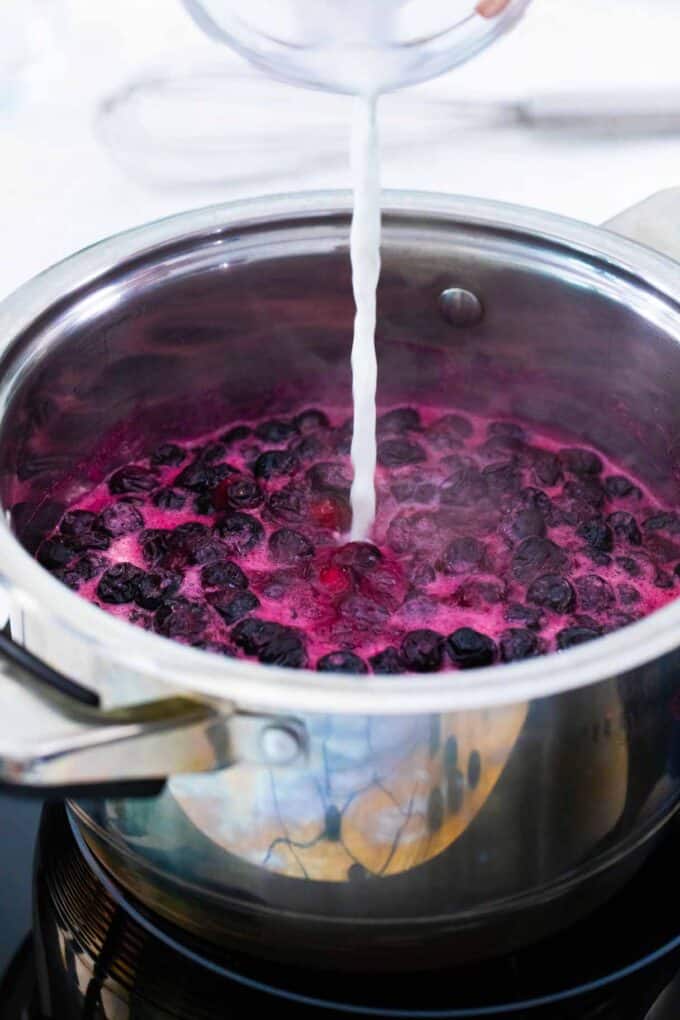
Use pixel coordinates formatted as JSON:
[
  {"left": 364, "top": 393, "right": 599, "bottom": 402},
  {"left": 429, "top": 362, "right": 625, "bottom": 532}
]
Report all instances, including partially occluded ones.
[
  {"left": 500, "top": 628, "right": 539, "bottom": 662},
  {"left": 317, "top": 651, "right": 368, "bottom": 674},
  {"left": 560, "top": 448, "right": 603, "bottom": 477},
  {"left": 406, "top": 559, "right": 437, "bottom": 587},
  {"left": 255, "top": 419, "right": 297, "bottom": 443},
  {"left": 308, "top": 494, "right": 351, "bottom": 532},
  {"left": 586, "top": 550, "right": 612, "bottom": 567},
  {"left": 140, "top": 528, "right": 173, "bottom": 566},
  {"left": 208, "top": 589, "right": 260, "bottom": 625},
  {"left": 605, "top": 475, "right": 641, "bottom": 500},
  {"left": 193, "top": 493, "right": 213, "bottom": 515},
  {"left": 134, "top": 569, "right": 182, "bottom": 611},
  {"left": 196, "top": 441, "right": 227, "bottom": 464},
  {"left": 59, "top": 510, "right": 110, "bottom": 551},
  {"left": 338, "top": 595, "right": 389, "bottom": 629},
  {"left": 439, "top": 536, "right": 486, "bottom": 575},
  {"left": 334, "top": 542, "right": 382, "bottom": 573},
  {"left": 129, "top": 609, "right": 152, "bottom": 630},
  {"left": 391, "top": 477, "right": 436, "bottom": 504},
  {"left": 266, "top": 485, "right": 306, "bottom": 523},
  {"left": 108, "top": 465, "right": 158, "bottom": 495},
  {"left": 214, "top": 477, "right": 263, "bottom": 512},
  {"left": 577, "top": 518, "right": 613, "bottom": 552},
  {"left": 531, "top": 450, "right": 562, "bottom": 487},
  {"left": 377, "top": 407, "right": 421, "bottom": 435},
  {"left": 38, "top": 536, "right": 75, "bottom": 569},
  {"left": 54, "top": 552, "right": 106, "bottom": 589},
  {"left": 290, "top": 435, "right": 326, "bottom": 463},
  {"left": 519, "top": 487, "right": 552, "bottom": 515},
  {"left": 428, "top": 414, "right": 473, "bottom": 448},
  {"left": 369, "top": 647, "right": 405, "bottom": 674},
  {"left": 527, "top": 574, "right": 574, "bottom": 614},
  {"left": 482, "top": 461, "right": 521, "bottom": 494},
  {"left": 607, "top": 511, "right": 641, "bottom": 545},
  {"left": 488, "top": 421, "right": 526, "bottom": 440},
  {"left": 175, "top": 459, "right": 235, "bottom": 492},
  {"left": 96, "top": 563, "right": 144, "bottom": 604},
  {"left": 215, "top": 512, "right": 264, "bottom": 554},
  {"left": 557, "top": 626, "right": 599, "bottom": 650},
  {"left": 509, "top": 508, "right": 547, "bottom": 541},
  {"left": 254, "top": 449, "right": 299, "bottom": 479},
  {"left": 561, "top": 479, "right": 607, "bottom": 519},
  {"left": 377, "top": 438, "right": 427, "bottom": 468},
  {"left": 617, "top": 555, "right": 641, "bottom": 577},
  {"left": 231, "top": 618, "right": 307, "bottom": 668},
  {"left": 222, "top": 424, "right": 252, "bottom": 446},
  {"left": 618, "top": 583, "right": 641, "bottom": 605},
  {"left": 505, "top": 603, "right": 544, "bottom": 629},
  {"left": 440, "top": 465, "right": 488, "bottom": 506},
  {"left": 512, "top": 537, "right": 568, "bottom": 582},
  {"left": 400, "top": 629, "right": 444, "bottom": 672},
  {"left": 151, "top": 443, "right": 185, "bottom": 467},
  {"left": 195, "top": 640, "right": 237, "bottom": 657},
  {"left": 307, "top": 461, "right": 351, "bottom": 494},
  {"left": 294, "top": 408, "right": 330, "bottom": 434},
  {"left": 200, "top": 561, "right": 247, "bottom": 590},
  {"left": 269, "top": 528, "right": 315, "bottom": 563},
  {"left": 655, "top": 570, "right": 675, "bottom": 589},
  {"left": 446, "top": 628, "right": 497, "bottom": 669},
  {"left": 99, "top": 502, "right": 144, "bottom": 536},
  {"left": 154, "top": 597, "right": 208, "bottom": 642},
  {"left": 152, "top": 488, "right": 186, "bottom": 510},
  {"left": 168, "top": 522, "right": 215, "bottom": 566},
  {"left": 574, "top": 574, "right": 615, "bottom": 612},
  {"left": 643, "top": 512, "right": 680, "bottom": 534}
]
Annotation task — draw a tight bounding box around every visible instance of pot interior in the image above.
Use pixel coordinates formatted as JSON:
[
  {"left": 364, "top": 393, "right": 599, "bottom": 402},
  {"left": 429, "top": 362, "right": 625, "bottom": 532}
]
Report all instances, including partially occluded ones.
[{"left": 2, "top": 203, "right": 680, "bottom": 555}]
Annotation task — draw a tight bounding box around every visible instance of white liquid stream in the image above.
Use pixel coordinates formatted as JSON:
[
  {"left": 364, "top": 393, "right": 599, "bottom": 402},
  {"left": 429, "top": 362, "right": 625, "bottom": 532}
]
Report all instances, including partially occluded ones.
[{"left": 348, "top": 93, "right": 381, "bottom": 541}]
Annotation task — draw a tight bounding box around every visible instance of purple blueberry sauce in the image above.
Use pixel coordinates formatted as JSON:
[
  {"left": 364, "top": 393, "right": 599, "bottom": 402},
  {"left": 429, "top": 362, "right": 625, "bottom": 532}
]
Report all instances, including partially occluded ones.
[{"left": 35, "top": 406, "right": 679, "bottom": 674}]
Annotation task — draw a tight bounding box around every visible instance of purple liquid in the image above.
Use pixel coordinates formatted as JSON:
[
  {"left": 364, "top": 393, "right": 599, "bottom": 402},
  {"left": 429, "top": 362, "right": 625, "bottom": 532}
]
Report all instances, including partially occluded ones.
[{"left": 36, "top": 405, "right": 679, "bottom": 674}]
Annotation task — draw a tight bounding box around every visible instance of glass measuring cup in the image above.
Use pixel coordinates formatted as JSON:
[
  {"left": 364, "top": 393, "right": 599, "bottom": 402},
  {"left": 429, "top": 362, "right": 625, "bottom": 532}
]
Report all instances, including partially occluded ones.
[{"left": 182, "top": 0, "right": 532, "bottom": 94}]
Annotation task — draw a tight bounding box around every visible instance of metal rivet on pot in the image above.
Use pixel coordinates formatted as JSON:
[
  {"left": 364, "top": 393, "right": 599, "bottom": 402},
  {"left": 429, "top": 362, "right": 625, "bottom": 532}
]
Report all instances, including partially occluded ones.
[
  {"left": 439, "top": 288, "right": 484, "bottom": 327},
  {"left": 259, "top": 724, "right": 302, "bottom": 766}
]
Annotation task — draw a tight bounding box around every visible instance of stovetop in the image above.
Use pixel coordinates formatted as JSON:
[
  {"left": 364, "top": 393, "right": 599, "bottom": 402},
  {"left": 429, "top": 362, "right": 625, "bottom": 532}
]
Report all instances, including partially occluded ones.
[{"left": 3, "top": 796, "right": 680, "bottom": 1019}]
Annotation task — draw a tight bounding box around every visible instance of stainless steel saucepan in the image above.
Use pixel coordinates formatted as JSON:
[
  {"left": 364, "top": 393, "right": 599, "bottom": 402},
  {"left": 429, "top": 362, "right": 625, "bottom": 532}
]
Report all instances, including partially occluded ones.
[{"left": 1, "top": 189, "right": 680, "bottom": 971}]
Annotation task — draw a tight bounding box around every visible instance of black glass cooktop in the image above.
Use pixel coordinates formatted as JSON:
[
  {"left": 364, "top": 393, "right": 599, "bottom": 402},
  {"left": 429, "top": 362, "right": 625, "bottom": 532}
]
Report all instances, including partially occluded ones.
[{"left": 2, "top": 796, "right": 680, "bottom": 1019}]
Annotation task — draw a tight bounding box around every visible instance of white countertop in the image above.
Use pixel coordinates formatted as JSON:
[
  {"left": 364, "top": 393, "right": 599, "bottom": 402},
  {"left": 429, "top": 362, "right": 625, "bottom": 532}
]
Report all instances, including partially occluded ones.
[{"left": 2, "top": 0, "right": 680, "bottom": 300}]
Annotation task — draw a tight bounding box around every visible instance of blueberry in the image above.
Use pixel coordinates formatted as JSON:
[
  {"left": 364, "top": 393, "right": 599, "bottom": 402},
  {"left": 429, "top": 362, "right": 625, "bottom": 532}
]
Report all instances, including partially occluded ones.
[
  {"left": 560, "top": 448, "right": 603, "bottom": 477},
  {"left": 499, "top": 628, "right": 539, "bottom": 662},
  {"left": 607, "top": 511, "right": 642, "bottom": 545},
  {"left": 54, "top": 553, "right": 106, "bottom": 589},
  {"left": 154, "top": 598, "right": 208, "bottom": 643},
  {"left": 216, "top": 478, "right": 263, "bottom": 512},
  {"left": 387, "top": 510, "right": 440, "bottom": 554},
  {"left": 59, "top": 510, "right": 111, "bottom": 551},
  {"left": 531, "top": 450, "right": 563, "bottom": 487},
  {"left": 505, "top": 602, "right": 544, "bottom": 629},
  {"left": 605, "top": 475, "right": 641, "bottom": 500},
  {"left": 574, "top": 574, "right": 615, "bottom": 612},
  {"left": 519, "top": 487, "right": 552, "bottom": 515},
  {"left": 427, "top": 414, "right": 473, "bottom": 448},
  {"left": 617, "top": 555, "right": 641, "bottom": 577},
  {"left": 377, "top": 407, "right": 421, "bottom": 435},
  {"left": 99, "top": 502, "right": 144, "bottom": 537},
  {"left": 255, "top": 419, "right": 297, "bottom": 443},
  {"left": 96, "top": 563, "right": 144, "bottom": 604},
  {"left": 215, "top": 512, "right": 264, "bottom": 555},
  {"left": 266, "top": 485, "right": 306, "bottom": 523},
  {"left": 196, "top": 441, "right": 227, "bottom": 464},
  {"left": 151, "top": 443, "right": 185, "bottom": 467},
  {"left": 290, "top": 435, "right": 327, "bottom": 463},
  {"left": 512, "top": 537, "right": 568, "bottom": 582},
  {"left": 561, "top": 478, "right": 606, "bottom": 513},
  {"left": 440, "top": 465, "right": 488, "bottom": 506},
  {"left": 208, "top": 589, "right": 260, "bottom": 625},
  {"left": 222, "top": 425, "right": 252, "bottom": 446},
  {"left": 200, "top": 561, "right": 247, "bottom": 590},
  {"left": 269, "top": 528, "right": 315, "bottom": 563},
  {"left": 338, "top": 595, "right": 389, "bottom": 630},
  {"left": 231, "top": 618, "right": 307, "bottom": 668},
  {"left": 527, "top": 574, "right": 574, "bottom": 613},
  {"left": 488, "top": 421, "right": 526, "bottom": 440},
  {"left": 508, "top": 508, "right": 547, "bottom": 541},
  {"left": 134, "top": 569, "right": 182, "bottom": 611},
  {"left": 577, "top": 518, "right": 613, "bottom": 552},
  {"left": 377, "top": 438, "right": 427, "bottom": 468},
  {"left": 175, "top": 459, "right": 235, "bottom": 492},
  {"left": 618, "top": 583, "right": 641, "bottom": 605},
  {"left": 254, "top": 449, "right": 299, "bottom": 480},
  {"left": 643, "top": 512, "right": 680, "bottom": 534},
  {"left": 152, "top": 488, "right": 186, "bottom": 510},
  {"left": 557, "top": 626, "right": 599, "bottom": 650},
  {"left": 38, "top": 536, "right": 75, "bottom": 570},
  {"left": 169, "top": 522, "right": 215, "bottom": 566},
  {"left": 400, "top": 629, "right": 444, "bottom": 672},
  {"left": 108, "top": 465, "right": 158, "bottom": 495},
  {"left": 446, "top": 628, "right": 497, "bottom": 669},
  {"left": 391, "top": 477, "right": 436, "bottom": 504},
  {"left": 369, "top": 647, "right": 405, "bottom": 674},
  {"left": 294, "top": 408, "right": 330, "bottom": 433},
  {"left": 439, "top": 536, "right": 486, "bottom": 575},
  {"left": 406, "top": 559, "right": 437, "bottom": 587},
  {"left": 307, "top": 461, "right": 351, "bottom": 494},
  {"left": 140, "top": 528, "right": 173, "bottom": 566},
  {"left": 586, "top": 550, "right": 612, "bottom": 567},
  {"left": 193, "top": 493, "right": 214, "bottom": 515},
  {"left": 655, "top": 570, "right": 675, "bottom": 590},
  {"left": 333, "top": 542, "right": 382, "bottom": 573},
  {"left": 317, "top": 651, "right": 369, "bottom": 674},
  {"left": 482, "top": 461, "right": 521, "bottom": 495}
]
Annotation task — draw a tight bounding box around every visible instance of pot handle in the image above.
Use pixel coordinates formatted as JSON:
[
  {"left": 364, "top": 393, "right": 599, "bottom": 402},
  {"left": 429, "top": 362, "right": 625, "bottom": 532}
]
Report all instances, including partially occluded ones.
[
  {"left": 0, "top": 631, "right": 306, "bottom": 799},
  {"left": 604, "top": 188, "right": 680, "bottom": 261}
]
